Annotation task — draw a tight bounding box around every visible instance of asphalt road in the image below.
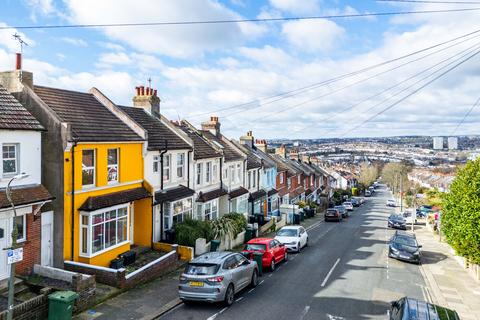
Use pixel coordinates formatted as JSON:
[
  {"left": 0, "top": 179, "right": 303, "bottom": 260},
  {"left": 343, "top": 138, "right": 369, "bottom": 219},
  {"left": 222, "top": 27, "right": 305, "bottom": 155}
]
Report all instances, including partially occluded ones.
[{"left": 160, "top": 186, "right": 429, "bottom": 320}]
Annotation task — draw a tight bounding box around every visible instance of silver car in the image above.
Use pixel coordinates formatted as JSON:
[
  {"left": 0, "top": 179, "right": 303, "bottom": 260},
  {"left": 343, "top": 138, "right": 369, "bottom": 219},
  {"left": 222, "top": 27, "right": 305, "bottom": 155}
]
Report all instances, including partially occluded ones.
[{"left": 178, "top": 251, "right": 259, "bottom": 306}]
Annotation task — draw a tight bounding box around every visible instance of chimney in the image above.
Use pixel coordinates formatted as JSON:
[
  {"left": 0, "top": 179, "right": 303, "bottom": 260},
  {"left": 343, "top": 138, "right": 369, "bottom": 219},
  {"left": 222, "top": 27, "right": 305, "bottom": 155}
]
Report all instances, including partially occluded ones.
[
  {"left": 255, "top": 139, "right": 268, "bottom": 154},
  {"left": 0, "top": 53, "right": 33, "bottom": 92},
  {"left": 275, "top": 144, "right": 287, "bottom": 158},
  {"left": 201, "top": 116, "right": 221, "bottom": 136},
  {"left": 16, "top": 53, "right": 21, "bottom": 70},
  {"left": 240, "top": 130, "right": 254, "bottom": 148},
  {"left": 133, "top": 85, "right": 160, "bottom": 117}
]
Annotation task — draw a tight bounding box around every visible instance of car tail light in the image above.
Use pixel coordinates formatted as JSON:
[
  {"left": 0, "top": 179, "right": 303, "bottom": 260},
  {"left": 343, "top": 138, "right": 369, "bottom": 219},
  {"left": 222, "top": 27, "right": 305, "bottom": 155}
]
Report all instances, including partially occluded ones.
[
  {"left": 179, "top": 276, "right": 186, "bottom": 281},
  {"left": 207, "top": 276, "right": 224, "bottom": 283}
]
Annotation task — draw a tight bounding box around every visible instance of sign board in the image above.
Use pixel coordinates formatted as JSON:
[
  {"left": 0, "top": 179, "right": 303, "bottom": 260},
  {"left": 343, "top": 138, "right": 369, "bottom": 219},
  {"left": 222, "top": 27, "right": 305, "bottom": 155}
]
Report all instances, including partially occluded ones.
[{"left": 7, "top": 248, "right": 23, "bottom": 264}]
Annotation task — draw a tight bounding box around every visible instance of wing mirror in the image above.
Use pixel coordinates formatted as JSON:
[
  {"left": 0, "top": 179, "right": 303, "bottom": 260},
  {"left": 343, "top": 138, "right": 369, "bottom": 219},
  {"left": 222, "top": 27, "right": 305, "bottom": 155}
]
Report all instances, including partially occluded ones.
[
  {"left": 390, "top": 301, "right": 398, "bottom": 307},
  {"left": 242, "top": 260, "right": 251, "bottom": 266},
  {"left": 418, "top": 245, "right": 423, "bottom": 248}
]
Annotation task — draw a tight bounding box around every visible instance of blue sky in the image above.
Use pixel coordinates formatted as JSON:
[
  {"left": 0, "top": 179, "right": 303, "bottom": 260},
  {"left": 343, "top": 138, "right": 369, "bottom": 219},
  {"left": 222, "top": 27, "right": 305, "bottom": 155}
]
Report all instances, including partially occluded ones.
[{"left": 1, "top": 0, "right": 479, "bottom": 139}]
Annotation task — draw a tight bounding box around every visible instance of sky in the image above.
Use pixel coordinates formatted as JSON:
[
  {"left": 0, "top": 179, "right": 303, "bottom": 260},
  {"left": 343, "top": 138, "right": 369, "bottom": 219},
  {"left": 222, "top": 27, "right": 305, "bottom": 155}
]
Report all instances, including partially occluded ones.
[{"left": 1, "top": 0, "right": 480, "bottom": 139}]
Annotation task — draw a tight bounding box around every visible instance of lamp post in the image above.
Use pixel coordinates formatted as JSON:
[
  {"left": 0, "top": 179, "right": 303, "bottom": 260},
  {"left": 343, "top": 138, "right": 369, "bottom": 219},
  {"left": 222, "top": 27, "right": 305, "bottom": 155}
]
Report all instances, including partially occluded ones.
[{"left": 5, "top": 173, "right": 29, "bottom": 320}]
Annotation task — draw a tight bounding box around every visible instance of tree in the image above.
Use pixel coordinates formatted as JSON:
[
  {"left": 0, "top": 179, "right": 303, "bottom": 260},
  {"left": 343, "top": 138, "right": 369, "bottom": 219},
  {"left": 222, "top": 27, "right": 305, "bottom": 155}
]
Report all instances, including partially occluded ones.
[
  {"left": 357, "top": 162, "right": 378, "bottom": 188},
  {"left": 442, "top": 159, "right": 480, "bottom": 264},
  {"left": 381, "top": 162, "right": 411, "bottom": 195}
]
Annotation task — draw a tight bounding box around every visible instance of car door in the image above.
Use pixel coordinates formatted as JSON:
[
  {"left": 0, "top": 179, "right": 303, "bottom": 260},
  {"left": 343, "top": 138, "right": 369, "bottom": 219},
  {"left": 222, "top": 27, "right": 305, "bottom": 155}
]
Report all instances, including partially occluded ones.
[
  {"left": 269, "top": 240, "right": 279, "bottom": 261},
  {"left": 300, "top": 227, "right": 307, "bottom": 247},
  {"left": 223, "top": 256, "right": 242, "bottom": 292},
  {"left": 274, "top": 240, "right": 285, "bottom": 260},
  {"left": 233, "top": 254, "right": 251, "bottom": 289}
]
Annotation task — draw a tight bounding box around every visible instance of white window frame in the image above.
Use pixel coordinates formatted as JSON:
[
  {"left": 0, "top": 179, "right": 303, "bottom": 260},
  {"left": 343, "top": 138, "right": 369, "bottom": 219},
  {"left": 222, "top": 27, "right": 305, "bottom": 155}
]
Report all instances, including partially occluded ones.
[
  {"left": 176, "top": 153, "right": 184, "bottom": 178},
  {"left": 203, "top": 199, "right": 218, "bottom": 221},
  {"left": 234, "top": 194, "right": 248, "bottom": 214},
  {"left": 79, "top": 204, "right": 129, "bottom": 258},
  {"left": 252, "top": 170, "right": 256, "bottom": 188},
  {"left": 82, "top": 149, "right": 96, "bottom": 188},
  {"left": 153, "top": 155, "right": 160, "bottom": 173},
  {"left": 280, "top": 172, "right": 284, "bottom": 184},
  {"left": 230, "top": 165, "right": 235, "bottom": 184},
  {"left": 107, "top": 148, "right": 119, "bottom": 184},
  {"left": 237, "top": 164, "right": 241, "bottom": 183},
  {"left": 164, "top": 154, "right": 171, "bottom": 182},
  {"left": 168, "top": 197, "right": 193, "bottom": 227},
  {"left": 196, "top": 163, "right": 203, "bottom": 186},
  {"left": 212, "top": 163, "right": 218, "bottom": 182},
  {"left": 206, "top": 162, "right": 212, "bottom": 183},
  {"left": 298, "top": 175, "right": 301, "bottom": 184},
  {"left": 14, "top": 214, "right": 26, "bottom": 243},
  {"left": 247, "top": 171, "right": 251, "bottom": 189},
  {"left": 2, "top": 143, "right": 19, "bottom": 176}
]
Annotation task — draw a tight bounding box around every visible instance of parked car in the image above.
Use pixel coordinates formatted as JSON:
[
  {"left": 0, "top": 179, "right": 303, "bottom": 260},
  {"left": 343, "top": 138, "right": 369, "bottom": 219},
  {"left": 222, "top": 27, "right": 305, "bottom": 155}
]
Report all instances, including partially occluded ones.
[
  {"left": 388, "top": 231, "right": 422, "bottom": 264},
  {"left": 274, "top": 226, "right": 308, "bottom": 253},
  {"left": 389, "top": 297, "right": 460, "bottom": 320},
  {"left": 179, "top": 251, "right": 258, "bottom": 306},
  {"left": 387, "top": 214, "right": 407, "bottom": 230},
  {"left": 335, "top": 205, "right": 348, "bottom": 218},
  {"left": 369, "top": 186, "right": 375, "bottom": 194},
  {"left": 242, "top": 238, "right": 287, "bottom": 271},
  {"left": 342, "top": 201, "right": 354, "bottom": 211},
  {"left": 386, "top": 199, "right": 396, "bottom": 207},
  {"left": 365, "top": 190, "right": 372, "bottom": 197},
  {"left": 325, "top": 208, "right": 343, "bottom": 222},
  {"left": 350, "top": 198, "right": 360, "bottom": 207},
  {"left": 402, "top": 210, "right": 417, "bottom": 225}
]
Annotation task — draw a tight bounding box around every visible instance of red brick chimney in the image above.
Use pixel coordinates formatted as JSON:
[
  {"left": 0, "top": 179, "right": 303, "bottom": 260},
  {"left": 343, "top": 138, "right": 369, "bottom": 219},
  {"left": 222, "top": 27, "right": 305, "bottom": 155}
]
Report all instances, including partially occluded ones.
[
  {"left": 201, "top": 116, "right": 221, "bottom": 136},
  {"left": 255, "top": 139, "right": 268, "bottom": 153},
  {"left": 133, "top": 85, "right": 160, "bottom": 117}
]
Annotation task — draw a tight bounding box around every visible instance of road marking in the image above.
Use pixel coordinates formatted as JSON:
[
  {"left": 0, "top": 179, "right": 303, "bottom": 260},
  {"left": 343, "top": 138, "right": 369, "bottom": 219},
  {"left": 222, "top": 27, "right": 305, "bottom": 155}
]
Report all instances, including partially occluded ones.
[
  {"left": 300, "top": 305, "right": 310, "bottom": 319},
  {"left": 259, "top": 280, "right": 264, "bottom": 285},
  {"left": 248, "top": 288, "right": 255, "bottom": 293},
  {"left": 268, "top": 273, "right": 273, "bottom": 278},
  {"left": 219, "top": 307, "right": 228, "bottom": 314},
  {"left": 207, "top": 313, "right": 218, "bottom": 320},
  {"left": 321, "top": 258, "right": 340, "bottom": 287},
  {"left": 235, "top": 297, "right": 244, "bottom": 302}
]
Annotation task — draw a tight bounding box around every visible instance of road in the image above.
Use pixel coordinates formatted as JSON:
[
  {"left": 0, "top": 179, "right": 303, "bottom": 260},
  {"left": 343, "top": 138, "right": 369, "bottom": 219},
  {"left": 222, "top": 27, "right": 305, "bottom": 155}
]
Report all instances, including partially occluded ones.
[{"left": 160, "top": 186, "right": 429, "bottom": 320}]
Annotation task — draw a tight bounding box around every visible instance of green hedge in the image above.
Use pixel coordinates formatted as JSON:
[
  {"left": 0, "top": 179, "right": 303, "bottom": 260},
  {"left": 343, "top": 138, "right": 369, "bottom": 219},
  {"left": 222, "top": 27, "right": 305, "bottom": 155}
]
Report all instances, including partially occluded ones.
[
  {"left": 442, "top": 159, "right": 480, "bottom": 264},
  {"left": 173, "top": 218, "right": 213, "bottom": 247}
]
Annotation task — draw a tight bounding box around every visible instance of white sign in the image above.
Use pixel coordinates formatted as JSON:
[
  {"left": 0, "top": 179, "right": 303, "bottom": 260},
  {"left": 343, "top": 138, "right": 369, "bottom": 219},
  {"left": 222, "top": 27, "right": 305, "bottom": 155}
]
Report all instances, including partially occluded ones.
[{"left": 7, "top": 248, "right": 23, "bottom": 264}]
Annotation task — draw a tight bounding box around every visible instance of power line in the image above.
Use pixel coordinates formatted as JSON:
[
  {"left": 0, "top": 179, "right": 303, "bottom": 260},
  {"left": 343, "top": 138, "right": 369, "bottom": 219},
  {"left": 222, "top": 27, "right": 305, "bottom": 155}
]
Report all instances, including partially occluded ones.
[
  {"left": 292, "top": 39, "right": 480, "bottom": 133},
  {"left": 377, "top": 0, "right": 480, "bottom": 4},
  {"left": 339, "top": 47, "right": 480, "bottom": 137},
  {"left": 451, "top": 95, "right": 480, "bottom": 134},
  {"left": 1, "top": 7, "right": 480, "bottom": 30},
  {"left": 190, "top": 28, "right": 480, "bottom": 118}
]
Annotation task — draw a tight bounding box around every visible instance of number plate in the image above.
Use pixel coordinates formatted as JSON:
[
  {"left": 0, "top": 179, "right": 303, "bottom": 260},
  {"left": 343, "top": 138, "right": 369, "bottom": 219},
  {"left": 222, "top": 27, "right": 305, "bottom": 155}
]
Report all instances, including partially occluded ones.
[{"left": 189, "top": 281, "right": 204, "bottom": 287}]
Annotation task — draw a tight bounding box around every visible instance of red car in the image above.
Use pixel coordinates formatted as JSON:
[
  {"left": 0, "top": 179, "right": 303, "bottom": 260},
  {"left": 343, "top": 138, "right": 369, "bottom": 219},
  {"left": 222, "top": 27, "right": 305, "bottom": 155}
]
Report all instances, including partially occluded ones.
[{"left": 242, "top": 238, "right": 288, "bottom": 271}]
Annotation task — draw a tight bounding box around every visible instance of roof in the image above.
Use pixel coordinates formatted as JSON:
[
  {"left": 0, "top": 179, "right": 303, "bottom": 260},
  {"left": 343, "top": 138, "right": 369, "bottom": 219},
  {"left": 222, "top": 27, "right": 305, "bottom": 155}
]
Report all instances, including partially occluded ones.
[
  {"left": 242, "top": 144, "right": 275, "bottom": 169},
  {"left": 245, "top": 237, "right": 273, "bottom": 245},
  {"left": 154, "top": 185, "right": 195, "bottom": 204},
  {"left": 191, "top": 251, "right": 236, "bottom": 264},
  {"left": 176, "top": 123, "right": 221, "bottom": 160},
  {"left": 269, "top": 154, "right": 291, "bottom": 174},
  {"left": 230, "top": 141, "right": 262, "bottom": 169},
  {"left": 0, "top": 184, "right": 53, "bottom": 209},
  {"left": 79, "top": 187, "right": 150, "bottom": 211},
  {"left": 196, "top": 188, "right": 228, "bottom": 202},
  {"left": 267, "top": 189, "right": 278, "bottom": 197},
  {"left": 201, "top": 131, "right": 243, "bottom": 162},
  {"left": 34, "top": 86, "right": 143, "bottom": 142},
  {"left": 229, "top": 187, "right": 249, "bottom": 199},
  {"left": 119, "top": 106, "right": 191, "bottom": 151},
  {"left": 0, "top": 85, "right": 44, "bottom": 131},
  {"left": 249, "top": 189, "right": 266, "bottom": 201}
]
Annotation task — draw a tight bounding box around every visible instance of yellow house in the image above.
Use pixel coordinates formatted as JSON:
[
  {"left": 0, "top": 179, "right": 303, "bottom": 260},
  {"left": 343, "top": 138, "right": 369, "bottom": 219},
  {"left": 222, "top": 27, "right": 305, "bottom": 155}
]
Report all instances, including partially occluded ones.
[{"left": 33, "top": 86, "right": 152, "bottom": 267}]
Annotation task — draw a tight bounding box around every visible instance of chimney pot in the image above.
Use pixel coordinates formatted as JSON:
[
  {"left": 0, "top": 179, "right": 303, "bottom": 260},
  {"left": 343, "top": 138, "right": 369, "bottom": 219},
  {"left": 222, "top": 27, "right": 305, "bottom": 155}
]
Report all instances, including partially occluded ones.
[
  {"left": 154, "top": 89, "right": 157, "bottom": 96},
  {"left": 140, "top": 86, "right": 145, "bottom": 95},
  {"left": 16, "top": 53, "right": 21, "bottom": 70}
]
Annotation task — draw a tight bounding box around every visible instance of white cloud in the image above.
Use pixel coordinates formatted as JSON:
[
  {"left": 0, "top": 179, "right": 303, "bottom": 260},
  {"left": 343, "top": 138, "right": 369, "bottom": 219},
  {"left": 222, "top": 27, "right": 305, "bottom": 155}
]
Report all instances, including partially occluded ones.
[
  {"left": 25, "top": 0, "right": 55, "bottom": 21},
  {"left": 63, "top": 0, "right": 266, "bottom": 58},
  {"left": 97, "top": 52, "right": 132, "bottom": 67},
  {"left": 269, "top": 0, "right": 320, "bottom": 15},
  {"left": 0, "top": 23, "right": 34, "bottom": 52},
  {"left": 60, "top": 37, "right": 88, "bottom": 47},
  {"left": 281, "top": 19, "right": 345, "bottom": 52}
]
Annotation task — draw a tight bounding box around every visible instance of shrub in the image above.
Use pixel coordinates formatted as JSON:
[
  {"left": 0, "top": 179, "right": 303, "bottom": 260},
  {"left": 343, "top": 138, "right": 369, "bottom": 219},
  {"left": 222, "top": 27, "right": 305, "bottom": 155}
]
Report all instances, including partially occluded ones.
[
  {"left": 297, "top": 201, "right": 307, "bottom": 208},
  {"left": 442, "top": 159, "right": 480, "bottom": 264},
  {"left": 174, "top": 218, "right": 213, "bottom": 247},
  {"left": 223, "top": 213, "right": 247, "bottom": 237}
]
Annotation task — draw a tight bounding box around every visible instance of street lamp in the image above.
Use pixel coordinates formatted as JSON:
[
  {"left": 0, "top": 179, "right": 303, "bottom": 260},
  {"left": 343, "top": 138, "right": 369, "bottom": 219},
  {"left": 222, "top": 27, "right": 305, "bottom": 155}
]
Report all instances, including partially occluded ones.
[{"left": 5, "top": 172, "right": 29, "bottom": 320}]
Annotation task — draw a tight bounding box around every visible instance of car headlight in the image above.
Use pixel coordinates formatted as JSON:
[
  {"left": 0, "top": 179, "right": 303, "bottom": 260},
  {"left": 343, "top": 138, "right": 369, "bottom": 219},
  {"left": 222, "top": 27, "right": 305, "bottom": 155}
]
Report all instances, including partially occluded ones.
[
  {"left": 391, "top": 247, "right": 399, "bottom": 253},
  {"left": 413, "top": 251, "right": 420, "bottom": 256}
]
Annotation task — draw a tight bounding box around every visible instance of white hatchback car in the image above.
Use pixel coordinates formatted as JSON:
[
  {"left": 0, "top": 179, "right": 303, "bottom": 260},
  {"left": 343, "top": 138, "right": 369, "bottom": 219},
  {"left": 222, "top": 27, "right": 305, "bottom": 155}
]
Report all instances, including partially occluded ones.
[
  {"left": 386, "top": 199, "right": 397, "bottom": 207},
  {"left": 274, "top": 226, "right": 308, "bottom": 253},
  {"left": 342, "top": 201, "right": 354, "bottom": 211}
]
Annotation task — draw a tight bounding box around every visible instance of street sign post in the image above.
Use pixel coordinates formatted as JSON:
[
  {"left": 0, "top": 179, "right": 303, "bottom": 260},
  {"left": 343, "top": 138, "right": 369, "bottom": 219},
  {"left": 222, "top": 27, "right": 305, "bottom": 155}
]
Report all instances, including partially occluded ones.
[{"left": 7, "top": 248, "right": 23, "bottom": 265}]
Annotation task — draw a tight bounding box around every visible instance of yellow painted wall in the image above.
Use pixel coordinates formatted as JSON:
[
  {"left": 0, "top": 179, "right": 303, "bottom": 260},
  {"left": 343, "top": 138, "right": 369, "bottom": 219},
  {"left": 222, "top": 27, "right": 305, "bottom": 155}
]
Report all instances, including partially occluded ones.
[
  {"left": 133, "top": 197, "right": 153, "bottom": 247},
  {"left": 63, "top": 142, "right": 147, "bottom": 267},
  {"left": 153, "top": 242, "right": 194, "bottom": 261}
]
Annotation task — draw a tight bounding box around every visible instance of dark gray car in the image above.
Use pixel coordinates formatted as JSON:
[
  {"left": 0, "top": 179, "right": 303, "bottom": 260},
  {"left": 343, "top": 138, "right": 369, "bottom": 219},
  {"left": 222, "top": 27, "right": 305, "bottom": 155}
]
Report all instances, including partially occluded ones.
[{"left": 179, "top": 251, "right": 259, "bottom": 306}]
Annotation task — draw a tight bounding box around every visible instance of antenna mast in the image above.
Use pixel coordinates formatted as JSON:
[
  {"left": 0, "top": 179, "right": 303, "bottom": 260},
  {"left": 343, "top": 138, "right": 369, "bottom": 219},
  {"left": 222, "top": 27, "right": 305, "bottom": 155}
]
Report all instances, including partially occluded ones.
[{"left": 12, "top": 33, "right": 29, "bottom": 81}]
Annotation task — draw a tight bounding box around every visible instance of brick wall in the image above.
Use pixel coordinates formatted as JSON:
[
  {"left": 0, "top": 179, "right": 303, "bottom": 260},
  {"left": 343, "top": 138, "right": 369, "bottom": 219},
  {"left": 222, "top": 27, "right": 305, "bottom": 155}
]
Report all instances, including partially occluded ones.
[
  {"left": 64, "top": 261, "right": 125, "bottom": 288},
  {"left": 124, "top": 251, "right": 178, "bottom": 289},
  {"left": 16, "top": 210, "right": 41, "bottom": 276},
  {"left": 72, "top": 274, "right": 96, "bottom": 312},
  {"left": 0, "top": 288, "right": 53, "bottom": 320}
]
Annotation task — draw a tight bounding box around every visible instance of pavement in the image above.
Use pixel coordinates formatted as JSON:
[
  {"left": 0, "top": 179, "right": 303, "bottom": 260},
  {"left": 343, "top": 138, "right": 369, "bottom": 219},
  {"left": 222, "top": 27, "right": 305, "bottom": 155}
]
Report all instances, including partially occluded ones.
[
  {"left": 416, "top": 225, "right": 480, "bottom": 320},
  {"left": 160, "top": 187, "right": 426, "bottom": 320}
]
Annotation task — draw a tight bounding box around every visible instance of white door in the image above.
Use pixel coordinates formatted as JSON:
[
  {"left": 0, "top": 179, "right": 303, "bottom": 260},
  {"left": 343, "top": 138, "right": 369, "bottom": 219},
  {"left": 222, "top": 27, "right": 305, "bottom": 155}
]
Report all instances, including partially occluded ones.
[
  {"left": 41, "top": 211, "right": 53, "bottom": 266},
  {"left": 129, "top": 204, "right": 135, "bottom": 244},
  {"left": 0, "top": 218, "right": 10, "bottom": 280},
  {"left": 153, "top": 206, "right": 161, "bottom": 243}
]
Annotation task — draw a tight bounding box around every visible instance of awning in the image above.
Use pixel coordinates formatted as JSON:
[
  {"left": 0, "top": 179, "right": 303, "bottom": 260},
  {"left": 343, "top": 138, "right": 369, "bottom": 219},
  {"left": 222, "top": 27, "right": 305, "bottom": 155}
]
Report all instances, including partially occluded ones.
[
  {"left": 267, "top": 189, "right": 278, "bottom": 197},
  {"left": 249, "top": 190, "right": 266, "bottom": 201},
  {"left": 196, "top": 188, "right": 228, "bottom": 203},
  {"left": 79, "top": 187, "right": 151, "bottom": 211},
  {"left": 155, "top": 185, "right": 195, "bottom": 204},
  {"left": 229, "top": 187, "right": 249, "bottom": 199},
  {"left": 0, "top": 184, "right": 54, "bottom": 209}
]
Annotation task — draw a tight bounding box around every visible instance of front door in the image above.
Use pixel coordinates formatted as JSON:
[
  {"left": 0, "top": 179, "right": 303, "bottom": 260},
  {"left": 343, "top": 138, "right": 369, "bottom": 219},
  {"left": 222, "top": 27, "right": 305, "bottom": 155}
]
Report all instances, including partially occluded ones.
[
  {"left": 0, "top": 218, "right": 10, "bottom": 280},
  {"left": 41, "top": 211, "right": 53, "bottom": 266}
]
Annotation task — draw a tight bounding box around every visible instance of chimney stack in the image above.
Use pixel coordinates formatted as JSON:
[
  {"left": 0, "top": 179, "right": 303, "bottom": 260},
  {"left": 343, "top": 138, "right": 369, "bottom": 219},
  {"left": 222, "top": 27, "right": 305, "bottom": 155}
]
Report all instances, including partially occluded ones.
[
  {"left": 201, "top": 116, "right": 221, "bottom": 136},
  {"left": 240, "top": 130, "right": 254, "bottom": 148},
  {"left": 255, "top": 139, "right": 268, "bottom": 153},
  {"left": 275, "top": 144, "right": 287, "bottom": 158},
  {"left": 16, "top": 53, "right": 22, "bottom": 70},
  {"left": 133, "top": 85, "right": 160, "bottom": 117}
]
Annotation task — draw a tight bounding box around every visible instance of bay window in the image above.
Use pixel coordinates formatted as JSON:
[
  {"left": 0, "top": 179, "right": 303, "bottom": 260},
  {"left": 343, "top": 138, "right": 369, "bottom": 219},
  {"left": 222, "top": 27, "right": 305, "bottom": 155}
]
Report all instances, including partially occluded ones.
[
  {"left": 80, "top": 205, "right": 129, "bottom": 256},
  {"left": 171, "top": 198, "right": 192, "bottom": 225},
  {"left": 82, "top": 150, "right": 95, "bottom": 188},
  {"left": 176, "top": 153, "right": 184, "bottom": 178},
  {"left": 2, "top": 144, "right": 18, "bottom": 176},
  {"left": 232, "top": 195, "right": 248, "bottom": 214},
  {"left": 204, "top": 200, "right": 218, "bottom": 221},
  {"left": 107, "top": 148, "right": 119, "bottom": 183}
]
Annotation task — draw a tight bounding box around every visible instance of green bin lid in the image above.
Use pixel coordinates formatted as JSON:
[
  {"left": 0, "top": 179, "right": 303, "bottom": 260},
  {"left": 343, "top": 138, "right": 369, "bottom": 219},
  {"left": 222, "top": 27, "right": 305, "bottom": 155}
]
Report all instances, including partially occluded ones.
[{"left": 49, "top": 291, "right": 78, "bottom": 303}]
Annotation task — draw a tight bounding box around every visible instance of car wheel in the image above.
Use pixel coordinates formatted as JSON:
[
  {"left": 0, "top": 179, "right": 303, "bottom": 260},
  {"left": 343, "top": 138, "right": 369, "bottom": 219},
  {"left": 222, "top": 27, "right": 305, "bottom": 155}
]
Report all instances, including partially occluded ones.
[
  {"left": 297, "top": 242, "right": 301, "bottom": 253},
  {"left": 181, "top": 299, "right": 192, "bottom": 306},
  {"left": 224, "top": 284, "right": 235, "bottom": 306},
  {"left": 270, "top": 259, "right": 276, "bottom": 271},
  {"left": 250, "top": 270, "right": 259, "bottom": 288},
  {"left": 305, "top": 238, "right": 309, "bottom": 247}
]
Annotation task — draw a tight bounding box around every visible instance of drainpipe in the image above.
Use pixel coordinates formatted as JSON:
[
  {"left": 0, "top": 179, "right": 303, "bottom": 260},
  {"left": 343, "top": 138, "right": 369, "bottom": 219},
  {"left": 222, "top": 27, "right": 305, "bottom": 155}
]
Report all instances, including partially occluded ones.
[
  {"left": 187, "top": 150, "right": 192, "bottom": 189},
  {"left": 159, "top": 140, "right": 168, "bottom": 242},
  {"left": 70, "top": 141, "right": 77, "bottom": 261},
  {"left": 219, "top": 157, "right": 223, "bottom": 190}
]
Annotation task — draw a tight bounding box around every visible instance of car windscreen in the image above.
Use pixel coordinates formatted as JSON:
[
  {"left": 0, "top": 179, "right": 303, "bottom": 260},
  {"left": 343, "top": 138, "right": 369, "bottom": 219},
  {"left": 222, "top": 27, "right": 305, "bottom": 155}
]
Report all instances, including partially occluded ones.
[
  {"left": 394, "top": 236, "right": 417, "bottom": 247},
  {"left": 244, "top": 243, "right": 266, "bottom": 251},
  {"left": 185, "top": 263, "right": 220, "bottom": 275},
  {"left": 334, "top": 207, "right": 344, "bottom": 211},
  {"left": 327, "top": 209, "right": 337, "bottom": 214},
  {"left": 389, "top": 215, "right": 403, "bottom": 221},
  {"left": 343, "top": 202, "right": 352, "bottom": 205},
  {"left": 277, "top": 229, "right": 297, "bottom": 237}
]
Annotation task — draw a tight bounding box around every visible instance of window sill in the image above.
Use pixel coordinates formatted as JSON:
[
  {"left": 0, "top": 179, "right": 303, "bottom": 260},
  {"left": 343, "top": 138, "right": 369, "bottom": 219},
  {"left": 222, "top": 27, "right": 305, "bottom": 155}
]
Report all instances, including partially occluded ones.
[{"left": 79, "top": 240, "right": 130, "bottom": 259}]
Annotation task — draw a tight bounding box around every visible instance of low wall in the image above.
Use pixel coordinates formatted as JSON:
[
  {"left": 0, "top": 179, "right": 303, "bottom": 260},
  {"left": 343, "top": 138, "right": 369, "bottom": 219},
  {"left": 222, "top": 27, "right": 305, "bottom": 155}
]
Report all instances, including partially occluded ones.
[
  {"left": 0, "top": 287, "right": 53, "bottom": 320},
  {"left": 219, "top": 231, "right": 246, "bottom": 251},
  {"left": 154, "top": 242, "right": 194, "bottom": 261},
  {"left": 64, "top": 250, "right": 179, "bottom": 289}
]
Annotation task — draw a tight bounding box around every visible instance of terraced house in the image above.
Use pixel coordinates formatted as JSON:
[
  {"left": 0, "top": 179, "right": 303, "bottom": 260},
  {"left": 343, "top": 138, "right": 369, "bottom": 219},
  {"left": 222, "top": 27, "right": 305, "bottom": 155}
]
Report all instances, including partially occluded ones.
[{"left": 0, "top": 65, "right": 151, "bottom": 268}]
